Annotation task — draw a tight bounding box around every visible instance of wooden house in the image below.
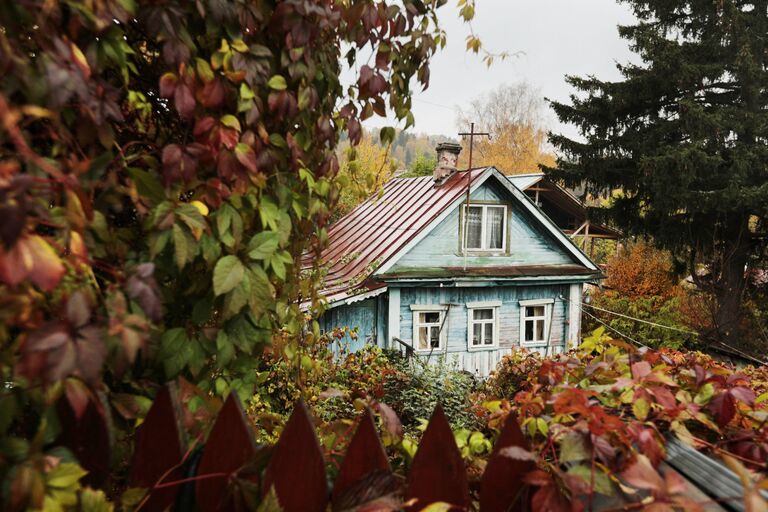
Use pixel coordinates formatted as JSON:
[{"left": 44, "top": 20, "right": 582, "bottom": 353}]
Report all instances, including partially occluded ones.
[{"left": 315, "top": 143, "right": 602, "bottom": 376}]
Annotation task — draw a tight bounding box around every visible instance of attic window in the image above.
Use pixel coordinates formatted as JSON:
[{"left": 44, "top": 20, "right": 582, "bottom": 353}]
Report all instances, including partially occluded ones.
[{"left": 463, "top": 205, "right": 507, "bottom": 251}]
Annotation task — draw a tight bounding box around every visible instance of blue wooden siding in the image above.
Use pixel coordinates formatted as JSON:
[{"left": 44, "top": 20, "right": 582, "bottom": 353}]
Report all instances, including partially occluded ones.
[
  {"left": 390, "top": 180, "right": 576, "bottom": 270},
  {"left": 398, "top": 284, "right": 570, "bottom": 352},
  {"left": 319, "top": 297, "right": 382, "bottom": 353}
]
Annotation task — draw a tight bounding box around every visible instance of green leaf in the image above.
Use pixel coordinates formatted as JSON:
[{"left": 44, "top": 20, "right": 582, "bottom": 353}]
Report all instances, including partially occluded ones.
[
  {"left": 267, "top": 75, "right": 287, "bottom": 90},
  {"left": 258, "top": 199, "right": 279, "bottom": 230},
  {"left": 248, "top": 231, "right": 279, "bottom": 260},
  {"left": 559, "top": 433, "right": 590, "bottom": 463},
  {"left": 220, "top": 114, "right": 241, "bottom": 131},
  {"left": 379, "top": 126, "right": 396, "bottom": 145},
  {"left": 694, "top": 383, "right": 715, "bottom": 405},
  {"left": 567, "top": 465, "right": 614, "bottom": 496},
  {"left": 46, "top": 463, "right": 88, "bottom": 489},
  {"left": 176, "top": 204, "right": 206, "bottom": 232},
  {"left": 127, "top": 168, "right": 165, "bottom": 204},
  {"left": 213, "top": 256, "right": 245, "bottom": 296},
  {"left": 633, "top": 398, "right": 650, "bottom": 421},
  {"left": 216, "top": 330, "right": 235, "bottom": 367},
  {"left": 172, "top": 224, "right": 190, "bottom": 268}
]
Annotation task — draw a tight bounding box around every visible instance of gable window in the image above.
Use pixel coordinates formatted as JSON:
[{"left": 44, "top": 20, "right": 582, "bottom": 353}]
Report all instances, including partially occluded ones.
[
  {"left": 463, "top": 204, "right": 507, "bottom": 252},
  {"left": 467, "top": 301, "right": 500, "bottom": 350},
  {"left": 411, "top": 305, "right": 447, "bottom": 352},
  {"left": 519, "top": 299, "right": 554, "bottom": 346}
]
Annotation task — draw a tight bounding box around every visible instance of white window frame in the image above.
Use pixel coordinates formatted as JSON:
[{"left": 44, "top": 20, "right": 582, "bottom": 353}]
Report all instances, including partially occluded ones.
[
  {"left": 410, "top": 305, "right": 448, "bottom": 353},
  {"left": 519, "top": 299, "right": 554, "bottom": 347},
  {"left": 467, "top": 300, "right": 501, "bottom": 351},
  {"left": 462, "top": 204, "right": 508, "bottom": 252}
]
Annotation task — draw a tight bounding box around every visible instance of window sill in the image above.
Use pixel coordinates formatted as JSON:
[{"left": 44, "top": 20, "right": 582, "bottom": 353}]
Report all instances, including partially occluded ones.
[
  {"left": 520, "top": 342, "right": 548, "bottom": 348},
  {"left": 467, "top": 345, "right": 499, "bottom": 352}
]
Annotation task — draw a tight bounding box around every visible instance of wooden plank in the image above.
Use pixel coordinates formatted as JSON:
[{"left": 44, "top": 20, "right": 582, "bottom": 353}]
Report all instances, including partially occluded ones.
[
  {"left": 332, "top": 409, "right": 394, "bottom": 509},
  {"left": 480, "top": 412, "right": 534, "bottom": 512},
  {"left": 196, "top": 393, "right": 257, "bottom": 512},
  {"left": 128, "top": 384, "right": 186, "bottom": 512},
  {"left": 405, "top": 405, "right": 470, "bottom": 511},
  {"left": 56, "top": 390, "right": 111, "bottom": 488},
  {"left": 263, "top": 400, "right": 328, "bottom": 512}
]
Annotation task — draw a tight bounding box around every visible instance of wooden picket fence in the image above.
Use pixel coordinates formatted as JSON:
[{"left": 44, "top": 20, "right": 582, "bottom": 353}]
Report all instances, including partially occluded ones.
[{"left": 58, "top": 383, "right": 536, "bottom": 511}]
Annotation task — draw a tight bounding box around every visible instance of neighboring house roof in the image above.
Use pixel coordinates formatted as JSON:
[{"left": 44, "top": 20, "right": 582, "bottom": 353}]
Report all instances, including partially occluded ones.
[
  {"left": 311, "top": 167, "right": 601, "bottom": 306},
  {"left": 508, "top": 173, "right": 622, "bottom": 239}
]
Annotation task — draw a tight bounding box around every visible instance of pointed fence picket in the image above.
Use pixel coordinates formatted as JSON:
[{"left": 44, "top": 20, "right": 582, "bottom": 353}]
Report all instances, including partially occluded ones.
[{"left": 127, "top": 383, "right": 532, "bottom": 511}]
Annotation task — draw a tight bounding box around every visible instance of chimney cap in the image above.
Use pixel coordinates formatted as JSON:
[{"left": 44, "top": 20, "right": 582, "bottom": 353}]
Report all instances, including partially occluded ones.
[{"left": 435, "top": 141, "right": 462, "bottom": 154}]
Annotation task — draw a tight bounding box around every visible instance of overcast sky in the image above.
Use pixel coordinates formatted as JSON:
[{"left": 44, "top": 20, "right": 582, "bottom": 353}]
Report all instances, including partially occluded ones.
[{"left": 363, "top": 0, "right": 639, "bottom": 140}]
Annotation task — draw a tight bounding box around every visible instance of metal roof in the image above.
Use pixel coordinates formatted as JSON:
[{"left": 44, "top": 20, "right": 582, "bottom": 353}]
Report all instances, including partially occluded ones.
[
  {"left": 507, "top": 173, "right": 544, "bottom": 191},
  {"left": 313, "top": 169, "right": 489, "bottom": 304}
]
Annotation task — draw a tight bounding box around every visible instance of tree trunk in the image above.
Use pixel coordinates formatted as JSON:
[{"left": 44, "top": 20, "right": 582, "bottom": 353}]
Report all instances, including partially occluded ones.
[{"left": 711, "top": 217, "right": 751, "bottom": 348}]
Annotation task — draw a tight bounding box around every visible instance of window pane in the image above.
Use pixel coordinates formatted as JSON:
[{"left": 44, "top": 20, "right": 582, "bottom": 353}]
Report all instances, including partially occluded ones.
[
  {"left": 473, "top": 308, "right": 493, "bottom": 320},
  {"left": 466, "top": 206, "right": 482, "bottom": 248},
  {"left": 526, "top": 305, "right": 545, "bottom": 317},
  {"left": 472, "top": 324, "right": 481, "bottom": 345},
  {"left": 536, "top": 319, "right": 545, "bottom": 341},
  {"left": 429, "top": 326, "right": 440, "bottom": 348},
  {"left": 484, "top": 323, "right": 494, "bottom": 344},
  {"left": 486, "top": 207, "right": 504, "bottom": 249},
  {"left": 422, "top": 312, "right": 440, "bottom": 324},
  {"left": 418, "top": 327, "right": 428, "bottom": 350},
  {"left": 525, "top": 320, "right": 533, "bottom": 341}
]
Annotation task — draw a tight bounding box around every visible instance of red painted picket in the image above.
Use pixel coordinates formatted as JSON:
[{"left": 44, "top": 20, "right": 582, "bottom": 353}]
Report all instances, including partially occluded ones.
[
  {"left": 262, "top": 400, "right": 328, "bottom": 512},
  {"left": 127, "top": 383, "right": 532, "bottom": 511},
  {"left": 128, "top": 384, "right": 186, "bottom": 512},
  {"left": 405, "top": 405, "right": 471, "bottom": 511},
  {"left": 196, "top": 393, "right": 258, "bottom": 512}
]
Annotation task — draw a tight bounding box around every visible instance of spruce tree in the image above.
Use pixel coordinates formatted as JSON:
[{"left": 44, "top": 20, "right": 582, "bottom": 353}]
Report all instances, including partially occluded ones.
[{"left": 548, "top": 1, "right": 768, "bottom": 348}]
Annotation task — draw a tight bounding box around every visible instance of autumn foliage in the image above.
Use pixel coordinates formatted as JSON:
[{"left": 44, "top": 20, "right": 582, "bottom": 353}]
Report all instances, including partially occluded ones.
[
  {"left": 0, "top": 0, "right": 454, "bottom": 508},
  {"left": 603, "top": 241, "right": 677, "bottom": 299}
]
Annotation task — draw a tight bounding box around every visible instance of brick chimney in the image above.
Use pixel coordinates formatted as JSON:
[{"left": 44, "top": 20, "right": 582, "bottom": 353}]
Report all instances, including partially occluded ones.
[{"left": 433, "top": 142, "right": 462, "bottom": 184}]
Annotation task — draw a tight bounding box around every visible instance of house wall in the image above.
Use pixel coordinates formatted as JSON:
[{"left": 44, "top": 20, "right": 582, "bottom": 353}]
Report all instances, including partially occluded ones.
[
  {"left": 389, "top": 180, "right": 576, "bottom": 271},
  {"left": 321, "top": 283, "right": 579, "bottom": 377},
  {"left": 319, "top": 296, "right": 383, "bottom": 354}
]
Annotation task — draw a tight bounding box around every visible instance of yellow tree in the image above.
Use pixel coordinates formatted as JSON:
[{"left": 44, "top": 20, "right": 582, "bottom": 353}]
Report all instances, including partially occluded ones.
[
  {"left": 457, "top": 83, "right": 555, "bottom": 174},
  {"left": 335, "top": 134, "right": 398, "bottom": 217}
]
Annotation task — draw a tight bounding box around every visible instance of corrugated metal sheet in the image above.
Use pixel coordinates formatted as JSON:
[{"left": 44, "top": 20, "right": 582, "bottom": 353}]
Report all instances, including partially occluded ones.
[
  {"left": 313, "top": 169, "right": 489, "bottom": 303},
  {"left": 507, "top": 173, "right": 544, "bottom": 191}
]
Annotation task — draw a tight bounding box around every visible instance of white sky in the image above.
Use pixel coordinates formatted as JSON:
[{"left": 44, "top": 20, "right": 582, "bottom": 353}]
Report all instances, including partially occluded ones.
[{"left": 362, "top": 0, "right": 638, "bottom": 140}]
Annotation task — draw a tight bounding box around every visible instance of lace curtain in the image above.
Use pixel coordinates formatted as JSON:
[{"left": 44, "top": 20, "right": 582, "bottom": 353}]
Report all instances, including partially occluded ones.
[{"left": 486, "top": 207, "right": 504, "bottom": 249}]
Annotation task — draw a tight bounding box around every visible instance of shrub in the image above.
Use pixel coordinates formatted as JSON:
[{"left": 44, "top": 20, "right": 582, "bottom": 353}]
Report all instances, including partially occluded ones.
[
  {"left": 381, "top": 353, "right": 482, "bottom": 434},
  {"left": 604, "top": 240, "right": 677, "bottom": 299}
]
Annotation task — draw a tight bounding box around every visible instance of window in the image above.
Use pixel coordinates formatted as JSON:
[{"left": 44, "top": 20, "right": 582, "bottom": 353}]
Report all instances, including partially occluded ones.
[
  {"left": 519, "top": 299, "right": 554, "bottom": 346},
  {"left": 463, "top": 204, "right": 507, "bottom": 252},
  {"left": 411, "top": 305, "right": 447, "bottom": 352},
  {"left": 467, "top": 301, "right": 500, "bottom": 350}
]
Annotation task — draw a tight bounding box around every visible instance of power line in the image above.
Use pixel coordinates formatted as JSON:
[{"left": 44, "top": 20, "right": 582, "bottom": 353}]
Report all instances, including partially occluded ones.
[{"left": 582, "top": 302, "right": 699, "bottom": 335}]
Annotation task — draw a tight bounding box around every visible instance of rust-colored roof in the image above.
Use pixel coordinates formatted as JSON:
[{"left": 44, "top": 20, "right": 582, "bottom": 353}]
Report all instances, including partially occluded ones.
[
  {"left": 312, "top": 169, "right": 488, "bottom": 304},
  {"left": 380, "top": 264, "right": 600, "bottom": 280}
]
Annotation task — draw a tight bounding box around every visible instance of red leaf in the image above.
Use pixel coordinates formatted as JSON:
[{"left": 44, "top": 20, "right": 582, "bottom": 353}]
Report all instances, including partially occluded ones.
[
  {"left": 0, "top": 237, "right": 34, "bottom": 287},
  {"left": 631, "top": 361, "right": 651, "bottom": 379},
  {"left": 174, "top": 83, "right": 195, "bottom": 118},
  {"left": 234, "top": 143, "right": 258, "bottom": 174},
  {"left": 622, "top": 455, "right": 664, "bottom": 493},
  {"left": 709, "top": 392, "right": 737, "bottom": 427},
  {"left": 26, "top": 235, "right": 66, "bottom": 291},
  {"left": 194, "top": 116, "right": 216, "bottom": 137},
  {"left": 371, "top": 400, "right": 403, "bottom": 439},
  {"left": 65, "top": 379, "right": 90, "bottom": 420},
  {"left": 200, "top": 79, "right": 225, "bottom": 108},
  {"left": 729, "top": 386, "right": 755, "bottom": 406},
  {"left": 531, "top": 484, "right": 570, "bottom": 512},
  {"left": 159, "top": 72, "right": 177, "bottom": 98},
  {"left": 66, "top": 291, "right": 91, "bottom": 328}
]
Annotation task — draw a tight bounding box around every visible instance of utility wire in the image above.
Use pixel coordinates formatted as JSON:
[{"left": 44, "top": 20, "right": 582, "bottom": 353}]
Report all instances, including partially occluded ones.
[{"left": 582, "top": 302, "right": 699, "bottom": 335}]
